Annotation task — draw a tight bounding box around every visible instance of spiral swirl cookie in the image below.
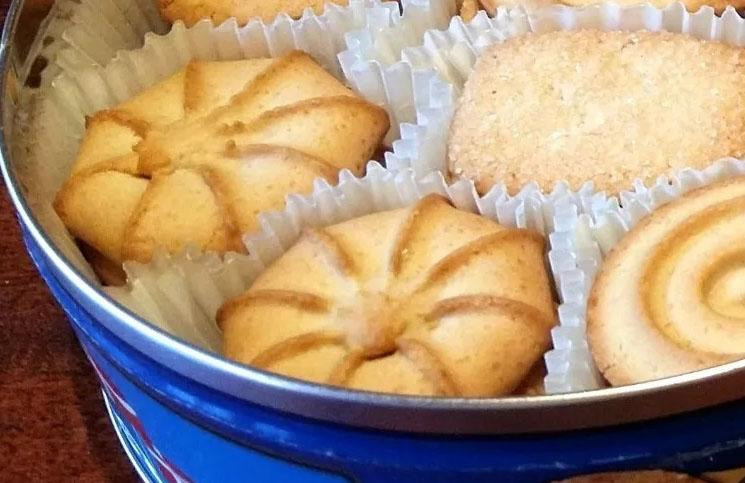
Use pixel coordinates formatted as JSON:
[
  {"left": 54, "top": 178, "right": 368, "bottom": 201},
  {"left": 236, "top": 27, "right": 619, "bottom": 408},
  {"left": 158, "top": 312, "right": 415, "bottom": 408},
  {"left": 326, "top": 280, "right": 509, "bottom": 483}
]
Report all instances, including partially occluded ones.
[
  {"left": 588, "top": 177, "right": 745, "bottom": 386},
  {"left": 448, "top": 30, "right": 745, "bottom": 194},
  {"left": 54, "top": 52, "right": 389, "bottom": 282},
  {"left": 156, "top": 0, "right": 348, "bottom": 26},
  {"left": 219, "top": 195, "right": 556, "bottom": 397}
]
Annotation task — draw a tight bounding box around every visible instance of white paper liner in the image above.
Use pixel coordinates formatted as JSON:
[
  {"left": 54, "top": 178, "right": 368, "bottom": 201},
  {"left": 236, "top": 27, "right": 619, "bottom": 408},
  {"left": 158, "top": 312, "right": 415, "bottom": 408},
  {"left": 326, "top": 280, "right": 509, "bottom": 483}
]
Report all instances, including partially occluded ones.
[
  {"left": 108, "top": 162, "right": 589, "bottom": 363},
  {"left": 339, "top": 5, "right": 527, "bottom": 147},
  {"left": 105, "top": 248, "right": 257, "bottom": 352},
  {"left": 547, "top": 158, "right": 745, "bottom": 393},
  {"left": 24, "top": 0, "right": 167, "bottom": 88},
  {"left": 341, "top": 0, "right": 457, "bottom": 69},
  {"left": 13, "top": 0, "right": 438, "bottom": 284},
  {"left": 29, "top": 0, "right": 407, "bottom": 87}
]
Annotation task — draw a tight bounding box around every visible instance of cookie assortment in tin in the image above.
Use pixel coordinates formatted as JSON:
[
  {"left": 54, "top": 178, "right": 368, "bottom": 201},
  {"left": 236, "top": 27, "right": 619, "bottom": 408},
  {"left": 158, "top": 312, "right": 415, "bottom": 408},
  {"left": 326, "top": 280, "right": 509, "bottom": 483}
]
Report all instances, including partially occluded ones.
[{"left": 6, "top": 0, "right": 745, "bottom": 480}]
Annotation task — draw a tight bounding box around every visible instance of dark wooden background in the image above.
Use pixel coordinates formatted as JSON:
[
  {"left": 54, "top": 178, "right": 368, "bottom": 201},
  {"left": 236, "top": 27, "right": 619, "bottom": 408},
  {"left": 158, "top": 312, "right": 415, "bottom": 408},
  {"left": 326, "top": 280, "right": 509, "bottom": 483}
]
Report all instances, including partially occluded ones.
[{"left": 0, "top": 1, "right": 136, "bottom": 480}]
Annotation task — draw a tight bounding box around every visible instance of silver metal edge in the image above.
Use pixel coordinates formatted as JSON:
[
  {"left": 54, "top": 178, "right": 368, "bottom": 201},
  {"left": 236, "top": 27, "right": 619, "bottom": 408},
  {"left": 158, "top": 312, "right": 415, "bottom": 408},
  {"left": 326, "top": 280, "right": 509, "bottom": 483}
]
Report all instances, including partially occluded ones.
[
  {"left": 4, "top": 0, "right": 745, "bottom": 435},
  {"left": 102, "top": 390, "right": 162, "bottom": 483}
]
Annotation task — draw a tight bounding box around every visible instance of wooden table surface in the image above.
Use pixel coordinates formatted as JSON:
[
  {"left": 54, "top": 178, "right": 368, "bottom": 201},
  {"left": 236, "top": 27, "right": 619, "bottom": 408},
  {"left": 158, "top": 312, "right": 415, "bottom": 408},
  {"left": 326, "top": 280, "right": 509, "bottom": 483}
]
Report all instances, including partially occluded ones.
[{"left": 0, "top": 3, "right": 137, "bottom": 480}]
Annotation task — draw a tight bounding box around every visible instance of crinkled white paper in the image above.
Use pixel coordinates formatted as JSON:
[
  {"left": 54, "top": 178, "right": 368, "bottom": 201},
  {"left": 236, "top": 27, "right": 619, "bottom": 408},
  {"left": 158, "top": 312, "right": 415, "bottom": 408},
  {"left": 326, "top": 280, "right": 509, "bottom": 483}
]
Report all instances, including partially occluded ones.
[
  {"left": 339, "top": 4, "right": 527, "bottom": 147},
  {"left": 25, "top": 0, "right": 167, "bottom": 88}
]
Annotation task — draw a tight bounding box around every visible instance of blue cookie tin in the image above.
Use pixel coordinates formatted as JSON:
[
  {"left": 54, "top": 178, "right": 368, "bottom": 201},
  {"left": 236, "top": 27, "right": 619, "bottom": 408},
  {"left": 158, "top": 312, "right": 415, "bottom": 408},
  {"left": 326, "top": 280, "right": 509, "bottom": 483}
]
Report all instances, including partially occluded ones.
[{"left": 4, "top": 0, "right": 745, "bottom": 480}]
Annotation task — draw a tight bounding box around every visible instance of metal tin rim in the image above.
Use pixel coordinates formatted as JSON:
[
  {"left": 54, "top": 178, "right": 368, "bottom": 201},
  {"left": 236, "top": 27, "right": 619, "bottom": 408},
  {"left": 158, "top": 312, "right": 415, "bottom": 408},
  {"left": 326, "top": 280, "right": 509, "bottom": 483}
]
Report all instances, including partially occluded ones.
[{"left": 4, "top": 0, "right": 745, "bottom": 435}]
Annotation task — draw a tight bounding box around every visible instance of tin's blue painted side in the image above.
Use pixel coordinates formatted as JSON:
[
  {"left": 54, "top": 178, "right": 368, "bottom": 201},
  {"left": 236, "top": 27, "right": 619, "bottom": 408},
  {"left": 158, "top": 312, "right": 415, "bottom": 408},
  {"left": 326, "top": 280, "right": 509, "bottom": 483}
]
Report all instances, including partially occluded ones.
[
  {"left": 87, "top": 338, "right": 349, "bottom": 483},
  {"left": 20, "top": 225, "right": 745, "bottom": 481}
]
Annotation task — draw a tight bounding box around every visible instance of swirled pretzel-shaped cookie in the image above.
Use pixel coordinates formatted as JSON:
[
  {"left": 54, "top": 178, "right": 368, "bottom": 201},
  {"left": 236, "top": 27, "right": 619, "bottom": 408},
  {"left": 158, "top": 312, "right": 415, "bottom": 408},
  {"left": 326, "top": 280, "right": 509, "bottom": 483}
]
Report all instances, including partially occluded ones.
[
  {"left": 589, "top": 177, "right": 745, "bottom": 386},
  {"left": 219, "top": 195, "right": 556, "bottom": 397},
  {"left": 54, "top": 52, "right": 389, "bottom": 282}
]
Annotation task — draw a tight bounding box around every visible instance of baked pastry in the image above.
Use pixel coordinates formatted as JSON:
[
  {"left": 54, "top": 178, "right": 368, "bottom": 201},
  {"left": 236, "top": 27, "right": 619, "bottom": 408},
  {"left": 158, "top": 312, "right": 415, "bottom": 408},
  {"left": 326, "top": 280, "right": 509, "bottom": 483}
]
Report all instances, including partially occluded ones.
[
  {"left": 588, "top": 177, "right": 745, "bottom": 386},
  {"left": 458, "top": 0, "right": 741, "bottom": 19},
  {"left": 219, "top": 195, "right": 556, "bottom": 397},
  {"left": 458, "top": 0, "right": 552, "bottom": 19},
  {"left": 557, "top": 471, "right": 704, "bottom": 483},
  {"left": 559, "top": 0, "right": 741, "bottom": 11},
  {"left": 448, "top": 30, "right": 745, "bottom": 194},
  {"left": 156, "top": 0, "right": 348, "bottom": 26},
  {"left": 54, "top": 52, "right": 389, "bottom": 282}
]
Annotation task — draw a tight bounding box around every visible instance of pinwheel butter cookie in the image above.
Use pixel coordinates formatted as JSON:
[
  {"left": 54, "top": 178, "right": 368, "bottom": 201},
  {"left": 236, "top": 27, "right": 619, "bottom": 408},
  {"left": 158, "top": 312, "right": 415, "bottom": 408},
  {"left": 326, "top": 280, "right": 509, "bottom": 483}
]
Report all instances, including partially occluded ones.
[
  {"left": 54, "top": 52, "right": 389, "bottom": 283},
  {"left": 448, "top": 30, "right": 745, "bottom": 194},
  {"left": 219, "top": 195, "right": 556, "bottom": 397},
  {"left": 588, "top": 177, "right": 745, "bottom": 386},
  {"left": 156, "top": 0, "right": 348, "bottom": 26}
]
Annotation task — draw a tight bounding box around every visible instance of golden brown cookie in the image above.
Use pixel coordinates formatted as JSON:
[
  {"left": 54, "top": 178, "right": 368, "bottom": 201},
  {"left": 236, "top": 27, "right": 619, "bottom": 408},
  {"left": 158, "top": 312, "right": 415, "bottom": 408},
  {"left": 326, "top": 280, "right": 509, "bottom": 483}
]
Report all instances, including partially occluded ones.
[
  {"left": 459, "top": 0, "right": 556, "bottom": 18},
  {"left": 588, "top": 177, "right": 745, "bottom": 386},
  {"left": 559, "top": 0, "right": 744, "bottom": 12},
  {"left": 156, "top": 0, "right": 349, "bottom": 26},
  {"left": 54, "top": 52, "right": 389, "bottom": 278},
  {"left": 219, "top": 195, "right": 556, "bottom": 397},
  {"left": 557, "top": 470, "right": 704, "bottom": 483},
  {"left": 459, "top": 0, "right": 743, "bottom": 17},
  {"left": 448, "top": 30, "right": 745, "bottom": 195}
]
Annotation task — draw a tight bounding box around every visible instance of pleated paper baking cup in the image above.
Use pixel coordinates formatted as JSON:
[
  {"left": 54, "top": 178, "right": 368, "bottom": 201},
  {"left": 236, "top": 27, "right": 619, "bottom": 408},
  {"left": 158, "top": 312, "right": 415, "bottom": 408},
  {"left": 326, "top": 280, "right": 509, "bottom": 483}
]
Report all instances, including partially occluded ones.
[
  {"left": 106, "top": 161, "right": 588, "bottom": 378},
  {"left": 338, "top": 0, "right": 456, "bottom": 141},
  {"left": 28, "top": 0, "right": 404, "bottom": 87},
  {"left": 26, "top": 0, "right": 167, "bottom": 88},
  {"left": 341, "top": 0, "right": 457, "bottom": 70},
  {"left": 340, "top": 6, "right": 528, "bottom": 151}
]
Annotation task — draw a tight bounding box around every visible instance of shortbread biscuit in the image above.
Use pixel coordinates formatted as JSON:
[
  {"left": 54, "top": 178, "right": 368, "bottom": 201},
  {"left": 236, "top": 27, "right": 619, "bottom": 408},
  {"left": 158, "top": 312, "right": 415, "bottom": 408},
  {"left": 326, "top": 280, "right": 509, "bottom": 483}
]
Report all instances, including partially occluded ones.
[
  {"left": 588, "top": 177, "right": 745, "bottom": 386},
  {"left": 448, "top": 30, "right": 745, "bottom": 194},
  {"left": 460, "top": 0, "right": 743, "bottom": 17},
  {"left": 559, "top": 471, "right": 704, "bottom": 483},
  {"left": 560, "top": 0, "right": 744, "bottom": 12},
  {"left": 54, "top": 53, "right": 389, "bottom": 279},
  {"left": 156, "top": 0, "right": 348, "bottom": 26},
  {"left": 219, "top": 195, "right": 556, "bottom": 397}
]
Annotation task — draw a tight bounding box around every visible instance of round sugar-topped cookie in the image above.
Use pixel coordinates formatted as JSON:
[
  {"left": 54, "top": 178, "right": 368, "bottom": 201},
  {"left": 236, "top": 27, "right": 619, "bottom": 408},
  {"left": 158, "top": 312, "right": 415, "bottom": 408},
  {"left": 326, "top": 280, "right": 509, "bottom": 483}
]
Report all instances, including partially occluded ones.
[
  {"left": 458, "top": 0, "right": 745, "bottom": 20},
  {"left": 448, "top": 30, "right": 745, "bottom": 194},
  {"left": 219, "top": 195, "right": 556, "bottom": 397},
  {"left": 156, "top": 0, "right": 348, "bottom": 26}
]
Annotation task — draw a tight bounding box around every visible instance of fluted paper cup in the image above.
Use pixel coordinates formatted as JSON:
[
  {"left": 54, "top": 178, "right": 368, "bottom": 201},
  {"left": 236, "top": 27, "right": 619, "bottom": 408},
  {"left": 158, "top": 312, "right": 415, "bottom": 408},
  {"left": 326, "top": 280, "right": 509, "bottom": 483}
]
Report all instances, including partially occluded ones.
[{"left": 24, "top": 0, "right": 167, "bottom": 88}]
